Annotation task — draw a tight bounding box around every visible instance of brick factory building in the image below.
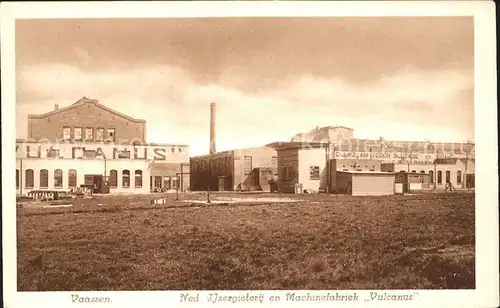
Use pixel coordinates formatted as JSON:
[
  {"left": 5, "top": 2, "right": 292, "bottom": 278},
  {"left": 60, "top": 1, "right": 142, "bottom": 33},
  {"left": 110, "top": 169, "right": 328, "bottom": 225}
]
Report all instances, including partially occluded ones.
[
  {"left": 16, "top": 97, "right": 189, "bottom": 195},
  {"left": 189, "top": 146, "right": 278, "bottom": 192}
]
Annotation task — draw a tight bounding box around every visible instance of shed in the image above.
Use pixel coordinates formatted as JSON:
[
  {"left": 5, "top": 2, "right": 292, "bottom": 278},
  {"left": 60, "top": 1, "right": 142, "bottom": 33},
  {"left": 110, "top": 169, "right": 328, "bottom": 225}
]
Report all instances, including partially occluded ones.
[{"left": 336, "top": 171, "right": 395, "bottom": 196}]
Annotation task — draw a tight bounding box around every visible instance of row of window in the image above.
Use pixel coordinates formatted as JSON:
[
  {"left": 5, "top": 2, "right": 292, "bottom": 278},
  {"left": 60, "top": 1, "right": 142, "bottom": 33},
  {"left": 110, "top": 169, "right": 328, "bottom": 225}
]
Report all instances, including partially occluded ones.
[
  {"left": 63, "top": 126, "right": 115, "bottom": 142},
  {"left": 16, "top": 169, "right": 145, "bottom": 189},
  {"left": 399, "top": 170, "right": 462, "bottom": 185},
  {"left": 151, "top": 176, "right": 180, "bottom": 189}
]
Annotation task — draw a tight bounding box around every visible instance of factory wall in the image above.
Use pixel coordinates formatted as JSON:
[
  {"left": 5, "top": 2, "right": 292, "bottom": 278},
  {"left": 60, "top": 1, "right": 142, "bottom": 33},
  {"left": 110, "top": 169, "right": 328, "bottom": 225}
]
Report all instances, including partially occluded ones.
[
  {"left": 150, "top": 162, "right": 190, "bottom": 192},
  {"left": 28, "top": 97, "right": 146, "bottom": 144},
  {"left": 233, "top": 146, "right": 278, "bottom": 191},
  {"left": 297, "top": 148, "right": 328, "bottom": 193},
  {"left": 189, "top": 146, "right": 277, "bottom": 191},
  {"left": 381, "top": 159, "right": 475, "bottom": 189},
  {"left": 16, "top": 158, "right": 151, "bottom": 195},
  {"left": 189, "top": 151, "right": 235, "bottom": 191}
]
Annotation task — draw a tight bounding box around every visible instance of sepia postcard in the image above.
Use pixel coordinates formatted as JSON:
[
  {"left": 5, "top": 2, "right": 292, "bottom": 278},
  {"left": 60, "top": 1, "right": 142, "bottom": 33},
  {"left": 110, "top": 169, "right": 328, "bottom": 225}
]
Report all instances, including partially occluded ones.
[{"left": 1, "top": 1, "right": 498, "bottom": 308}]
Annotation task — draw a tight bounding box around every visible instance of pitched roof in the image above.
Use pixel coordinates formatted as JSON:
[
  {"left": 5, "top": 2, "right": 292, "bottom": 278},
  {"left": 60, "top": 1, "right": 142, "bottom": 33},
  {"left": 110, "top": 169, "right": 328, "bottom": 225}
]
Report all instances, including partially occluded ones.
[{"left": 28, "top": 97, "right": 146, "bottom": 123}]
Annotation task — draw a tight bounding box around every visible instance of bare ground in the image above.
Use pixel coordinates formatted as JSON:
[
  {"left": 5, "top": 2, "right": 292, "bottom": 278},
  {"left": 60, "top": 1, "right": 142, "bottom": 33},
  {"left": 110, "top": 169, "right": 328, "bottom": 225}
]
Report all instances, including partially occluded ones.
[{"left": 17, "top": 192, "right": 475, "bottom": 291}]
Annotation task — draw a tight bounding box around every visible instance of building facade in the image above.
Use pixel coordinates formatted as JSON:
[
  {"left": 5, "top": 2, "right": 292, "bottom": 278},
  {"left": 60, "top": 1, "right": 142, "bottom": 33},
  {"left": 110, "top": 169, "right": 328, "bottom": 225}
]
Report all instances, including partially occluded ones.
[
  {"left": 189, "top": 146, "right": 278, "bottom": 191},
  {"left": 16, "top": 97, "right": 189, "bottom": 195}
]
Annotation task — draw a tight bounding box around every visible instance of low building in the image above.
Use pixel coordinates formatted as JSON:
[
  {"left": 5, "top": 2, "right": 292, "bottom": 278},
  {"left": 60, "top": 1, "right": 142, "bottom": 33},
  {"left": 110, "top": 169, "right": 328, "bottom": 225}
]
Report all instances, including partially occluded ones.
[
  {"left": 189, "top": 146, "right": 278, "bottom": 192},
  {"left": 381, "top": 158, "right": 475, "bottom": 189},
  {"left": 335, "top": 171, "right": 395, "bottom": 196}
]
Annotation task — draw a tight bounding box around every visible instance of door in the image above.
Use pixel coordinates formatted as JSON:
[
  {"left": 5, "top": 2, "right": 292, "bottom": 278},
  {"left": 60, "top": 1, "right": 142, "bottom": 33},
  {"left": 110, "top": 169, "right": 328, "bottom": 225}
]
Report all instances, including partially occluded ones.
[
  {"left": 93, "top": 175, "right": 103, "bottom": 193},
  {"left": 466, "top": 174, "right": 475, "bottom": 188},
  {"left": 218, "top": 177, "right": 225, "bottom": 191}
]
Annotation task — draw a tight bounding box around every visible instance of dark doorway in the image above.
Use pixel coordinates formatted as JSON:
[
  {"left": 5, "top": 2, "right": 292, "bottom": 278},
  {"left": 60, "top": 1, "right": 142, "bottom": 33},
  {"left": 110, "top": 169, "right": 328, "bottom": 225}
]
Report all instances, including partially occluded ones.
[{"left": 84, "top": 174, "right": 106, "bottom": 193}]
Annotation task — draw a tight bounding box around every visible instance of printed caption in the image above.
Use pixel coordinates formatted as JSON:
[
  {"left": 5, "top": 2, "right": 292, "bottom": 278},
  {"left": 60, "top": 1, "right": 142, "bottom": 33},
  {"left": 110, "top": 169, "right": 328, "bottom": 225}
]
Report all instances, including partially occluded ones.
[{"left": 180, "top": 291, "right": 419, "bottom": 304}]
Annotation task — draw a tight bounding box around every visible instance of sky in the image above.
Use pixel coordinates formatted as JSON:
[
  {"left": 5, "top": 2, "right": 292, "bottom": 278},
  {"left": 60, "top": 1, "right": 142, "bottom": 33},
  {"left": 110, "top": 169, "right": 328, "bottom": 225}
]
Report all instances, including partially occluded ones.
[{"left": 16, "top": 17, "right": 474, "bottom": 156}]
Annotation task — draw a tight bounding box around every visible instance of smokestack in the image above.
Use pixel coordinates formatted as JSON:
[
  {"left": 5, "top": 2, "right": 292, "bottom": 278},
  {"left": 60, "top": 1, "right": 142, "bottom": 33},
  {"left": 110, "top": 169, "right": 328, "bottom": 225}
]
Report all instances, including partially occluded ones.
[
  {"left": 210, "top": 102, "right": 216, "bottom": 154},
  {"left": 54, "top": 104, "right": 59, "bottom": 110}
]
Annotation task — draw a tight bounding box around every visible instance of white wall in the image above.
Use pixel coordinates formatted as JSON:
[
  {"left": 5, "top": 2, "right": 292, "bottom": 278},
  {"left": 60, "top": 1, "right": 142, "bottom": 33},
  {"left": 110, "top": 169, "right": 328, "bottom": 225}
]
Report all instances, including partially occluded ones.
[
  {"left": 297, "top": 148, "right": 327, "bottom": 192},
  {"left": 16, "top": 158, "right": 151, "bottom": 195}
]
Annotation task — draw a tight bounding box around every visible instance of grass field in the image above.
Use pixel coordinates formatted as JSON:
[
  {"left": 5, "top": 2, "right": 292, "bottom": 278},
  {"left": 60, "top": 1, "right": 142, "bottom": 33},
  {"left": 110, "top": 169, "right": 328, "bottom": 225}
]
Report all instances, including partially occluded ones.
[{"left": 17, "top": 192, "right": 475, "bottom": 291}]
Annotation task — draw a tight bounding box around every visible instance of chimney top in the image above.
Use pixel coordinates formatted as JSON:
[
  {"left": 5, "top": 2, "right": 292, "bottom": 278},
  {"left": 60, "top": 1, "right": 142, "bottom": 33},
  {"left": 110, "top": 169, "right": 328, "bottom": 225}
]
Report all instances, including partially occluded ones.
[{"left": 54, "top": 104, "right": 59, "bottom": 110}]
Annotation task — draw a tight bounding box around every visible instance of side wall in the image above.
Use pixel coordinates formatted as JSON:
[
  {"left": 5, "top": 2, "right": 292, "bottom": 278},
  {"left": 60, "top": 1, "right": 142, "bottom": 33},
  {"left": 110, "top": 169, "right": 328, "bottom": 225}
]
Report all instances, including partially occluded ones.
[{"left": 298, "top": 148, "right": 327, "bottom": 193}]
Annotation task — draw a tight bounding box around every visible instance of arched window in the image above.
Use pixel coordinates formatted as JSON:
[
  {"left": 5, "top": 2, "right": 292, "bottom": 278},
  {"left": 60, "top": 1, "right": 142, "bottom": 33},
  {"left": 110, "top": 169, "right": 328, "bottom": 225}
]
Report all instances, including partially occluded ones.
[
  {"left": 122, "top": 170, "right": 130, "bottom": 188},
  {"left": 437, "top": 170, "right": 442, "bottom": 184},
  {"left": 16, "top": 169, "right": 20, "bottom": 189},
  {"left": 411, "top": 170, "right": 417, "bottom": 173},
  {"left": 457, "top": 170, "right": 462, "bottom": 185},
  {"left": 40, "top": 169, "right": 49, "bottom": 188},
  {"left": 54, "top": 169, "right": 63, "bottom": 188},
  {"left": 25, "top": 169, "right": 34, "bottom": 188},
  {"left": 135, "top": 170, "right": 142, "bottom": 188},
  {"left": 68, "top": 169, "right": 77, "bottom": 188},
  {"left": 420, "top": 170, "right": 425, "bottom": 174},
  {"left": 446, "top": 170, "right": 451, "bottom": 183},
  {"left": 429, "top": 170, "right": 434, "bottom": 183},
  {"left": 110, "top": 170, "right": 118, "bottom": 187}
]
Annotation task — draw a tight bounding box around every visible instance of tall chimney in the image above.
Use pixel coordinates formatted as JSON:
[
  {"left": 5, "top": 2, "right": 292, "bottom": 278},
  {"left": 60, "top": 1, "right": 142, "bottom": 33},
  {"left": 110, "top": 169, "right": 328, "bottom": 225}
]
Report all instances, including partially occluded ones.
[
  {"left": 210, "top": 102, "right": 216, "bottom": 154},
  {"left": 54, "top": 104, "right": 59, "bottom": 110}
]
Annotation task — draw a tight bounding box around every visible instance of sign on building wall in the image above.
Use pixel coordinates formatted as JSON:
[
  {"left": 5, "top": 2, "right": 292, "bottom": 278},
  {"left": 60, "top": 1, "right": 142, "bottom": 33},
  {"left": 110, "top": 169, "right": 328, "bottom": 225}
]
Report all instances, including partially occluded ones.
[
  {"left": 333, "top": 151, "right": 471, "bottom": 164},
  {"left": 16, "top": 142, "right": 189, "bottom": 162}
]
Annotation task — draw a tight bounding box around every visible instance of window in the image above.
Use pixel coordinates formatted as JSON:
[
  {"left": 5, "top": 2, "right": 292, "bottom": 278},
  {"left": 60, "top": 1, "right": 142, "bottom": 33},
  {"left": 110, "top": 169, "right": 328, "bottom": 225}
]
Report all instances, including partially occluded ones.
[
  {"left": 420, "top": 170, "right": 425, "bottom": 174},
  {"left": 154, "top": 176, "right": 162, "bottom": 188},
  {"left": 74, "top": 127, "right": 82, "bottom": 141},
  {"left": 135, "top": 170, "right": 142, "bottom": 188},
  {"left": 172, "top": 176, "right": 179, "bottom": 189},
  {"left": 40, "top": 169, "right": 49, "bottom": 188},
  {"left": 117, "top": 150, "right": 131, "bottom": 159},
  {"left": 272, "top": 156, "right": 278, "bottom": 167},
  {"left": 63, "top": 127, "right": 71, "bottom": 140},
  {"left": 109, "top": 170, "right": 118, "bottom": 187},
  {"left": 25, "top": 169, "right": 34, "bottom": 188},
  {"left": 83, "top": 149, "right": 97, "bottom": 159},
  {"left": 282, "top": 166, "right": 293, "bottom": 180},
  {"left": 437, "top": 171, "right": 442, "bottom": 184},
  {"left": 107, "top": 128, "right": 115, "bottom": 142},
  {"left": 96, "top": 128, "right": 105, "bottom": 141},
  {"left": 429, "top": 170, "right": 434, "bottom": 183},
  {"left": 54, "top": 169, "right": 63, "bottom": 188},
  {"left": 457, "top": 170, "right": 462, "bottom": 185},
  {"left": 16, "top": 169, "right": 19, "bottom": 189},
  {"left": 244, "top": 156, "right": 253, "bottom": 175},
  {"left": 85, "top": 128, "right": 94, "bottom": 141},
  {"left": 163, "top": 176, "right": 171, "bottom": 189},
  {"left": 446, "top": 170, "right": 451, "bottom": 183},
  {"left": 47, "top": 149, "right": 60, "bottom": 158},
  {"left": 310, "top": 166, "right": 320, "bottom": 180},
  {"left": 411, "top": 170, "right": 417, "bottom": 173},
  {"left": 122, "top": 170, "right": 130, "bottom": 188},
  {"left": 68, "top": 169, "right": 77, "bottom": 188}
]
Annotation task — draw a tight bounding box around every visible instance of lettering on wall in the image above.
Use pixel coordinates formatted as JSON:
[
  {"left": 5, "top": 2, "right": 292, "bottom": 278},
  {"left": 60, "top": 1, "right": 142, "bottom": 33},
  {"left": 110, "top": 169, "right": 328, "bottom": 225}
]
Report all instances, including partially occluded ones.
[
  {"left": 134, "top": 148, "right": 147, "bottom": 159},
  {"left": 153, "top": 148, "right": 166, "bottom": 161},
  {"left": 17, "top": 144, "right": 187, "bottom": 161}
]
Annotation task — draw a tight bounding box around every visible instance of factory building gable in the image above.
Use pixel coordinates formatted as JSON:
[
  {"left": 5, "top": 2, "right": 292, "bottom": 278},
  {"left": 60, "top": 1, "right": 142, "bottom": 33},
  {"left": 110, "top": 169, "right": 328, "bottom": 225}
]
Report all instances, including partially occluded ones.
[{"left": 28, "top": 97, "right": 146, "bottom": 144}]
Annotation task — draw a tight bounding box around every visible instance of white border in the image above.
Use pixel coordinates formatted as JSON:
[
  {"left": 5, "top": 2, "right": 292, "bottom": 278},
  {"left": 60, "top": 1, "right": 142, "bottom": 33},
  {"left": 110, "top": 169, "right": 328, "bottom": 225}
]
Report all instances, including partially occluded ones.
[{"left": 1, "top": 1, "right": 498, "bottom": 308}]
